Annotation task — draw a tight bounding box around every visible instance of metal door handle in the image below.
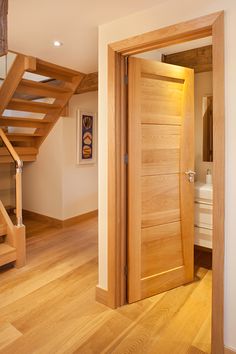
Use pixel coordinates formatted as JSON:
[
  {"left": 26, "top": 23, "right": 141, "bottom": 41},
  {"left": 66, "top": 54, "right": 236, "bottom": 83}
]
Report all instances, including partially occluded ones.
[{"left": 185, "top": 170, "right": 196, "bottom": 183}]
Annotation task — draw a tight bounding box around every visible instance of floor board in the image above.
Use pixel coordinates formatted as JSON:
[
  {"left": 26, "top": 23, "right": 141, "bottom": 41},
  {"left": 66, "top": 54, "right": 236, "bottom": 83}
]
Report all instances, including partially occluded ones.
[{"left": 0, "top": 217, "right": 211, "bottom": 354}]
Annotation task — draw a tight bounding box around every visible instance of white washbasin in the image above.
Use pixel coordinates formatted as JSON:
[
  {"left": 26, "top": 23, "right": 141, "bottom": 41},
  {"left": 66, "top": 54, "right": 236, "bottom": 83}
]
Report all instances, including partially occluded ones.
[{"left": 194, "top": 181, "right": 213, "bottom": 201}]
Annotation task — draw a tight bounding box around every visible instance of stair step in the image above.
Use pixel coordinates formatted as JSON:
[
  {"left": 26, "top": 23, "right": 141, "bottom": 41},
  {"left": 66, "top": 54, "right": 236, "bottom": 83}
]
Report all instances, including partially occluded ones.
[
  {"left": 27, "top": 58, "right": 84, "bottom": 83},
  {"left": 0, "top": 146, "right": 38, "bottom": 156},
  {"left": 6, "top": 133, "right": 43, "bottom": 142},
  {"left": 7, "top": 98, "right": 62, "bottom": 114},
  {"left": 0, "top": 146, "right": 38, "bottom": 163},
  {"left": 0, "top": 243, "right": 17, "bottom": 267},
  {"left": 0, "top": 117, "right": 52, "bottom": 128},
  {"left": 0, "top": 155, "right": 37, "bottom": 163},
  {"left": 16, "top": 79, "right": 73, "bottom": 98},
  {"left": 0, "top": 224, "right": 7, "bottom": 237}
]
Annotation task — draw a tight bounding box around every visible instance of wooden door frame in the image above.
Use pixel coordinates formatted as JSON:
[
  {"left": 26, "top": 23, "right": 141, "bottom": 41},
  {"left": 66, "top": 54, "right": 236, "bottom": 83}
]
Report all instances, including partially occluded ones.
[{"left": 107, "top": 11, "right": 225, "bottom": 354}]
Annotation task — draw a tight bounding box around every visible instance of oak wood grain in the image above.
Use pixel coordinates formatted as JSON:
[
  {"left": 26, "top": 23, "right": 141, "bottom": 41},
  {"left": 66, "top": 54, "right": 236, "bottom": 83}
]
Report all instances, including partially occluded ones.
[
  {"left": 0, "top": 216, "right": 212, "bottom": 353},
  {"left": 128, "top": 57, "right": 194, "bottom": 303},
  {"left": 107, "top": 12, "right": 224, "bottom": 353}
]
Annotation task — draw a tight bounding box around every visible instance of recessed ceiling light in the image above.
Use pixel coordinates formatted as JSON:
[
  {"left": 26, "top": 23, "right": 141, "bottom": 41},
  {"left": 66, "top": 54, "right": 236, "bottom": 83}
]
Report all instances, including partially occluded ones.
[{"left": 53, "top": 40, "right": 63, "bottom": 47}]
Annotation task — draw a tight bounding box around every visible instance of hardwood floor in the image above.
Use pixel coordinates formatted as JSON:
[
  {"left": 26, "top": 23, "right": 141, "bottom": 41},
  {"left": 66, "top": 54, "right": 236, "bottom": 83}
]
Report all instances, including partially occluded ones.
[{"left": 0, "top": 216, "right": 211, "bottom": 354}]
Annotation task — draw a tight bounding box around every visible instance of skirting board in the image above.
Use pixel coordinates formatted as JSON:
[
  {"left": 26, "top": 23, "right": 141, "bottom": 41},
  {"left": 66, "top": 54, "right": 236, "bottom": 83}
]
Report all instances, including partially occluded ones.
[
  {"left": 23, "top": 209, "right": 98, "bottom": 228},
  {"left": 96, "top": 286, "right": 108, "bottom": 306},
  {"left": 225, "top": 347, "right": 236, "bottom": 354}
]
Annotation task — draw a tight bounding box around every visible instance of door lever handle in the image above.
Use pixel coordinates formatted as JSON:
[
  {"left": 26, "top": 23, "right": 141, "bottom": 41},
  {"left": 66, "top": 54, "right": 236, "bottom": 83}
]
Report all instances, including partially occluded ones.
[{"left": 185, "top": 170, "right": 196, "bottom": 183}]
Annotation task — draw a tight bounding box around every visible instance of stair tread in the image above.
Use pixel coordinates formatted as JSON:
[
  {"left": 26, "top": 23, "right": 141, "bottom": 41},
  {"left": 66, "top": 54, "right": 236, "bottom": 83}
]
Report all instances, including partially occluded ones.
[
  {"left": 19, "top": 79, "right": 72, "bottom": 93},
  {"left": 6, "top": 98, "right": 62, "bottom": 114},
  {"left": 0, "top": 116, "right": 52, "bottom": 123},
  {"left": 25, "top": 58, "right": 84, "bottom": 83},
  {"left": 0, "top": 146, "right": 38, "bottom": 155},
  {"left": 36, "top": 59, "right": 83, "bottom": 77},
  {"left": 0, "top": 243, "right": 16, "bottom": 256},
  {"left": 6, "top": 132, "right": 43, "bottom": 137},
  {"left": 8, "top": 98, "right": 61, "bottom": 109}
]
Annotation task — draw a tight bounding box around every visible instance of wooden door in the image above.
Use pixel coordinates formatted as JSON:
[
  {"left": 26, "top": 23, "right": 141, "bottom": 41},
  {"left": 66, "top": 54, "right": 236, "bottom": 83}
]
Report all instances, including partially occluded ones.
[{"left": 128, "top": 57, "right": 194, "bottom": 303}]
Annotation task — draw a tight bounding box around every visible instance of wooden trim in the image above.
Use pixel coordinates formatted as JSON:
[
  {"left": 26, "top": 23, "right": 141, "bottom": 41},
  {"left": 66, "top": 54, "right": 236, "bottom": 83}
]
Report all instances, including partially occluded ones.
[
  {"left": 22, "top": 209, "right": 98, "bottom": 229},
  {"left": 225, "top": 347, "right": 236, "bottom": 354},
  {"left": 23, "top": 209, "right": 62, "bottom": 228},
  {"left": 107, "top": 10, "right": 225, "bottom": 354},
  {"left": 107, "top": 46, "right": 118, "bottom": 308},
  {"left": 212, "top": 12, "right": 225, "bottom": 354},
  {"left": 107, "top": 49, "right": 127, "bottom": 308},
  {"left": 109, "top": 12, "right": 221, "bottom": 55},
  {"left": 62, "top": 210, "right": 98, "bottom": 227},
  {"left": 95, "top": 286, "right": 108, "bottom": 306}
]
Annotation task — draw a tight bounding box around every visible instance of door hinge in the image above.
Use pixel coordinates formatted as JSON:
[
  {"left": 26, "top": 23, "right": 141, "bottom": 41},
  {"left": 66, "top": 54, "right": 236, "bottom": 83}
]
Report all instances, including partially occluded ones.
[
  {"left": 124, "top": 265, "right": 128, "bottom": 276},
  {"left": 124, "top": 74, "right": 128, "bottom": 85},
  {"left": 124, "top": 153, "right": 128, "bottom": 164}
]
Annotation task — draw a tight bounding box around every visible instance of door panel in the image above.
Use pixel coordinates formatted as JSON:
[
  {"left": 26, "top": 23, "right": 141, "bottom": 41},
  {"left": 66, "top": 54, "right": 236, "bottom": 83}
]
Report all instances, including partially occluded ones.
[
  {"left": 128, "top": 57, "right": 194, "bottom": 303},
  {"left": 142, "top": 124, "right": 180, "bottom": 175},
  {"left": 141, "top": 221, "right": 183, "bottom": 278},
  {"left": 141, "top": 174, "right": 180, "bottom": 228}
]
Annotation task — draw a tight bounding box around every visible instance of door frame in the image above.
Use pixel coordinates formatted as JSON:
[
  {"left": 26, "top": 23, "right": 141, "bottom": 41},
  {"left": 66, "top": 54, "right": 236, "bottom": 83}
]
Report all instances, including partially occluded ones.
[{"left": 107, "top": 11, "right": 225, "bottom": 354}]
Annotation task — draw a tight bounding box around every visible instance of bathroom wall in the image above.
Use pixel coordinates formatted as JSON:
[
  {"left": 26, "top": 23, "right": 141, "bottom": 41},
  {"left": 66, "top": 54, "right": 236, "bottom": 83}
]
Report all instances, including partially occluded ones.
[{"left": 194, "top": 71, "right": 213, "bottom": 183}]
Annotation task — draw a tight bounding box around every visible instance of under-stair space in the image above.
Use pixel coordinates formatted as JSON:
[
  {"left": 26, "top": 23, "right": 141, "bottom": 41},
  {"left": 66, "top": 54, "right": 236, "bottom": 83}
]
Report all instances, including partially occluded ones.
[{"left": 0, "top": 52, "right": 85, "bottom": 269}]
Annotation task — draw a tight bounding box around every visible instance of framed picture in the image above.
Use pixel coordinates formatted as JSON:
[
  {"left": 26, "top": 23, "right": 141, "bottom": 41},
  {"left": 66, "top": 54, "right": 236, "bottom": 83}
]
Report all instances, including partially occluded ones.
[{"left": 77, "top": 110, "right": 97, "bottom": 165}]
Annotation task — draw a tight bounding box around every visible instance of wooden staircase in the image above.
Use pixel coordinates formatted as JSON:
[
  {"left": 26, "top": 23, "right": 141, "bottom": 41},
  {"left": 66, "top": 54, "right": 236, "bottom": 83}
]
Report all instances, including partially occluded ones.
[
  {"left": 0, "top": 226, "right": 17, "bottom": 266},
  {"left": 0, "top": 54, "right": 85, "bottom": 163},
  {"left": 0, "top": 52, "right": 84, "bottom": 269},
  {"left": 0, "top": 201, "right": 25, "bottom": 268}
]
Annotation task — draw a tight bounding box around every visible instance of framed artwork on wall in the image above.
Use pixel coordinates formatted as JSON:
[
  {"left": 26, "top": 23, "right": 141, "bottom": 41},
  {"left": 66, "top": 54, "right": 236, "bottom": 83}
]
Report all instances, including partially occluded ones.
[{"left": 76, "top": 110, "right": 97, "bottom": 165}]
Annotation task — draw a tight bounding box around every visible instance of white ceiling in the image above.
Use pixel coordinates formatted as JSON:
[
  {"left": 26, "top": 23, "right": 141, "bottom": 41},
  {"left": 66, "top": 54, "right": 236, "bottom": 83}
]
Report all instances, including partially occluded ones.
[{"left": 8, "top": 0, "right": 168, "bottom": 73}]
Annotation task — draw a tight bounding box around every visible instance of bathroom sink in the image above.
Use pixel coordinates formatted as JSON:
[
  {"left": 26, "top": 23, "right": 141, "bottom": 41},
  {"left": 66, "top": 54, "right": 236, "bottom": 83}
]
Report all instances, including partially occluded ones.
[{"left": 194, "top": 182, "right": 213, "bottom": 201}]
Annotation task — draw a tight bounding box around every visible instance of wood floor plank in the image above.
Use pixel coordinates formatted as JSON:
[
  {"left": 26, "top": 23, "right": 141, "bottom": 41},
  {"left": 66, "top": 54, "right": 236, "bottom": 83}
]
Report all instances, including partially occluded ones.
[
  {"left": 0, "top": 322, "right": 22, "bottom": 351},
  {"left": 97, "top": 269, "right": 210, "bottom": 354},
  {"left": 0, "top": 216, "right": 211, "bottom": 354}
]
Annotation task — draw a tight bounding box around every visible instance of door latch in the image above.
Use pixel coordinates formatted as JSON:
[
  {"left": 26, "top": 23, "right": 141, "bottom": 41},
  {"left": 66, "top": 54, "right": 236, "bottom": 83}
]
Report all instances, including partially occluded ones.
[{"left": 185, "top": 170, "right": 196, "bottom": 183}]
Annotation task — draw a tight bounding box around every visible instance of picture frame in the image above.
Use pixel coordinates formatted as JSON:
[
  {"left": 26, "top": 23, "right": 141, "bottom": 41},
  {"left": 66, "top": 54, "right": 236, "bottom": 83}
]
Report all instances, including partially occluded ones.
[{"left": 76, "top": 110, "right": 97, "bottom": 165}]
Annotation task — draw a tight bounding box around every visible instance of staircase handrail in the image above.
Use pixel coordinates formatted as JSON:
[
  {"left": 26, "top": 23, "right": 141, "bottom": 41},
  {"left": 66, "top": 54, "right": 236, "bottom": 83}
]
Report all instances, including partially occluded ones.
[{"left": 0, "top": 128, "right": 23, "bottom": 227}]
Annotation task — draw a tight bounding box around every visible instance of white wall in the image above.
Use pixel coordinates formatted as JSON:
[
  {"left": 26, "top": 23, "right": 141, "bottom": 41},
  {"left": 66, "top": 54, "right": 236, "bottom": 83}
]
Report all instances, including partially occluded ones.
[
  {"left": 63, "top": 92, "right": 98, "bottom": 219},
  {"left": 23, "top": 119, "right": 64, "bottom": 219},
  {"left": 98, "top": 0, "right": 236, "bottom": 350},
  {"left": 23, "top": 91, "right": 98, "bottom": 220}
]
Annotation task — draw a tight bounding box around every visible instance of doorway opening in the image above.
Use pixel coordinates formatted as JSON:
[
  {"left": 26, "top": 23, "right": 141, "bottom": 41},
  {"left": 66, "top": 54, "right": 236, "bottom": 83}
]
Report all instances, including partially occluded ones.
[{"left": 106, "top": 11, "right": 224, "bottom": 354}]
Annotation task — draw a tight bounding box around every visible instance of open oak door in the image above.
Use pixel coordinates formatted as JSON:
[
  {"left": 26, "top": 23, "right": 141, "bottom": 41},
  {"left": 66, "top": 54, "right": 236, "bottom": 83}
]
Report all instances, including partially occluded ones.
[{"left": 128, "top": 57, "right": 194, "bottom": 303}]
